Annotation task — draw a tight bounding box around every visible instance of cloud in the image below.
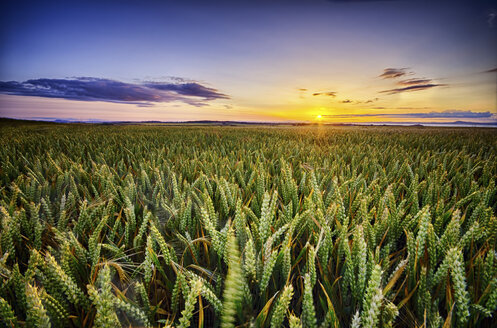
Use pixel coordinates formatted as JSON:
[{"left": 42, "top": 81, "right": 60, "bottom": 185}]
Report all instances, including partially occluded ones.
[
  {"left": 379, "top": 68, "right": 412, "bottom": 79},
  {"left": 397, "top": 78, "right": 433, "bottom": 86},
  {"left": 484, "top": 67, "right": 497, "bottom": 73},
  {"left": 144, "top": 82, "right": 228, "bottom": 100},
  {"left": 0, "top": 77, "right": 229, "bottom": 107},
  {"left": 323, "top": 110, "right": 495, "bottom": 119},
  {"left": 312, "top": 91, "right": 337, "bottom": 97},
  {"left": 380, "top": 68, "right": 446, "bottom": 95},
  {"left": 378, "top": 69, "right": 445, "bottom": 94},
  {"left": 327, "top": 0, "right": 397, "bottom": 2},
  {"left": 488, "top": 11, "right": 496, "bottom": 27},
  {"left": 380, "top": 83, "right": 446, "bottom": 94},
  {"left": 337, "top": 98, "right": 379, "bottom": 104}
]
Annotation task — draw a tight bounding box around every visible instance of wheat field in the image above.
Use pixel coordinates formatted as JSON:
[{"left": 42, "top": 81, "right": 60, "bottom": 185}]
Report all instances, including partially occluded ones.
[{"left": 0, "top": 121, "right": 496, "bottom": 327}]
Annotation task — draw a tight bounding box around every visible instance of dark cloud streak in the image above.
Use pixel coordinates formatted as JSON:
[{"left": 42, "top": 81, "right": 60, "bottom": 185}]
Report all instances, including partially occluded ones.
[
  {"left": 378, "top": 68, "right": 446, "bottom": 94},
  {"left": 379, "top": 68, "right": 411, "bottom": 79},
  {"left": 397, "top": 78, "right": 432, "bottom": 86},
  {"left": 144, "top": 82, "right": 228, "bottom": 100},
  {"left": 0, "top": 77, "right": 229, "bottom": 107},
  {"left": 380, "top": 83, "right": 446, "bottom": 94},
  {"left": 323, "top": 110, "right": 495, "bottom": 119},
  {"left": 312, "top": 91, "right": 337, "bottom": 97}
]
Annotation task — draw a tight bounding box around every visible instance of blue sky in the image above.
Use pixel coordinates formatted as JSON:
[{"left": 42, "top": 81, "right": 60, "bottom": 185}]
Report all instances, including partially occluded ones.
[{"left": 0, "top": 0, "right": 496, "bottom": 123}]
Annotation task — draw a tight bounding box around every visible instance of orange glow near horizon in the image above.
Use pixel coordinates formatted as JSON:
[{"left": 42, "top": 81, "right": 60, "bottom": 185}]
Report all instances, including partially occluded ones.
[{"left": 0, "top": 92, "right": 495, "bottom": 124}]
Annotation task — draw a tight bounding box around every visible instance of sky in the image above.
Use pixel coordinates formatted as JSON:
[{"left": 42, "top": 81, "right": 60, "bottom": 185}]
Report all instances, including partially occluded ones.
[{"left": 0, "top": 0, "right": 496, "bottom": 124}]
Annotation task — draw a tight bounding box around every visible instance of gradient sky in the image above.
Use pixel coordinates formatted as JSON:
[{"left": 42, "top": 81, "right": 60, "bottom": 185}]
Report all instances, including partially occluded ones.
[{"left": 1, "top": 0, "right": 496, "bottom": 123}]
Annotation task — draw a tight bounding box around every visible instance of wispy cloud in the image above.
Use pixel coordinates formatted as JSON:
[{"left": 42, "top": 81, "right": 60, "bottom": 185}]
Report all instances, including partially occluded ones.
[
  {"left": 379, "top": 68, "right": 412, "bottom": 79},
  {"left": 143, "top": 82, "right": 228, "bottom": 100},
  {"left": 484, "top": 67, "right": 497, "bottom": 73},
  {"left": 338, "top": 98, "right": 379, "bottom": 104},
  {"left": 488, "top": 11, "right": 496, "bottom": 28},
  {"left": 0, "top": 77, "right": 229, "bottom": 107},
  {"left": 323, "top": 110, "right": 496, "bottom": 119},
  {"left": 380, "top": 83, "right": 446, "bottom": 94},
  {"left": 397, "top": 78, "right": 433, "bottom": 86},
  {"left": 378, "top": 68, "right": 446, "bottom": 94},
  {"left": 327, "top": 0, "right": 397, "bottom": 2},
  {"left": 313, "top": 91, "right": 337, "bottom": 97}
]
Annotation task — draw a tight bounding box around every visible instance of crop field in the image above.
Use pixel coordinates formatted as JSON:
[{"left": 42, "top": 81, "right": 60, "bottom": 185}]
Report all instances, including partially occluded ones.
[{"left": 0, "top": 121, "right": 496, "bottom": 328}]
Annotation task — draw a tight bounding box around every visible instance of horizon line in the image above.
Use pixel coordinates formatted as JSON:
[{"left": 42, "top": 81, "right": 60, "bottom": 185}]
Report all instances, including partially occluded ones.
[{"left": 2, "top": 116, "right": 497, "bottom": 128}]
